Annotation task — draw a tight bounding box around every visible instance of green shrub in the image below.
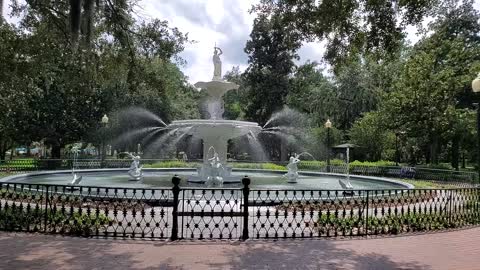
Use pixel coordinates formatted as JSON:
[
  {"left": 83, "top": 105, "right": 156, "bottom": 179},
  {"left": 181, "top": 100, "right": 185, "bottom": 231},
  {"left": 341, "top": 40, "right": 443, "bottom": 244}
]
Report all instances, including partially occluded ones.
[
  {"left": 0, "top": 207, "right": 112, "bottom": 235},
  {"left": 417, "top": 163, "right": 453, "bottom": 170},
  {"left": 144, "top": 160, "right": 197, "bottom": 168},
  {"left": 316, "top": 212, "right": 480, "bottom": 235},
  {"left": 231, "top": 163, "right": 286, "bottom": 170},
  {"left": 349, "top": 160, "right": 396, "bottom": 167}
]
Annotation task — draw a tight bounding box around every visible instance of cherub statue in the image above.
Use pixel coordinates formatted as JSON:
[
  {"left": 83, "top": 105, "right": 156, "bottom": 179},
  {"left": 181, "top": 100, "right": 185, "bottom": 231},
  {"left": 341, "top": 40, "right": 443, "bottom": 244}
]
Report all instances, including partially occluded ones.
[
  {"left": 285, "top": 154, "right": 300, "bottom": 183},
  {"left": 127, "top": 153, "right": 143, "bottom": 181}
]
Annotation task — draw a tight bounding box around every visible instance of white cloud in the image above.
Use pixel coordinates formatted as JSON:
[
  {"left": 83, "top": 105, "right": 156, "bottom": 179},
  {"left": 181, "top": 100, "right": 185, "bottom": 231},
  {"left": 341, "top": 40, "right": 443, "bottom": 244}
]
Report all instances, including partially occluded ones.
[{"left": 136, "top": 0, "right": 258, "bottom": 84}]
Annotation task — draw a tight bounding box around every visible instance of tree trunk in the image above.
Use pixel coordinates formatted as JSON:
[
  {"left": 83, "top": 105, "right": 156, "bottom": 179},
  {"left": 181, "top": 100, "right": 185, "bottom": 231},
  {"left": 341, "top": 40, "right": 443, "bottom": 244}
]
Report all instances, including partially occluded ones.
[
  {"left": 83, "top": 0, "right": 95, "bottom": 46},
  {"left": 0, "top": 139, "right": 7, "bottom": 161},
  {"left": 51, "top": 143, "right": 62, "bottom": 159},
  {"left": 451, "top": 137, "right": 459, "bottom": 171},
  {"left": 70, "top": 0, "right": 83, "bottom": 51},
  {"left": 0, "top": 0, "right": 4, "bottom": 23},
  {"left": 430, "top": 135, "right": 439, "bottom": 164}
]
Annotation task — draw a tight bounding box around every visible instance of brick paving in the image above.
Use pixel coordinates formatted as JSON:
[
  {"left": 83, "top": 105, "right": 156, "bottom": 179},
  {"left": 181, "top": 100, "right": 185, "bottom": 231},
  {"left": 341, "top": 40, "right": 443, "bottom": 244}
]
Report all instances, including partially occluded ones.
[{"left": 0, "top": 228, "right": 479, "bottom": 270}]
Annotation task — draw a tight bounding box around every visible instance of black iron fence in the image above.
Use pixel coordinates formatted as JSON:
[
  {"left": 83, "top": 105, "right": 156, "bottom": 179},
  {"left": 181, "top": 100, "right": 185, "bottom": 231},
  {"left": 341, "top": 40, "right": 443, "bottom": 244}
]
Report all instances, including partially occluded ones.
[{"left": 1, "top": 176, "right": 479, "bottom": 240}]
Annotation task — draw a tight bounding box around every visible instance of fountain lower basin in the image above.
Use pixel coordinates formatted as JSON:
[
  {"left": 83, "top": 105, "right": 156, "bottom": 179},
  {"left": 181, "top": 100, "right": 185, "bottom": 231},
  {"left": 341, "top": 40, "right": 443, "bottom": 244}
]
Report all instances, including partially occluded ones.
[
  {"left": 168, "top": 120, "right": 262, "bottom": 183},
  {"left": 168, "top": 119, "right": 262, "bottom": 162}
]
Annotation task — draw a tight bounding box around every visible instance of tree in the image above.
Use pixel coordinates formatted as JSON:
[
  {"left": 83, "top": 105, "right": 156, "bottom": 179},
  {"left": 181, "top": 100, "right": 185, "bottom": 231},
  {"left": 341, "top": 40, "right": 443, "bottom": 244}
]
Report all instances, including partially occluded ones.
[
  {"left": 243, "top": 14, "right": 301, "bottom": 125},
  {"left": 381, "top": 1, "right": 480, "bottom": 164},
  {"left": 253, "top": 0, "right": 442, "bottom": 71},
  {"left": 1, "top": 1, "right": 193, "bottom": 158},
  {"left": 223, "top": 66, "right": 248, "bottom": 120},
  {"left": 349, "top": 111, "right": 395, "bottom": 161},
  {"left": 287, "top": 61, "right": 337, "bottom": 127},
  {"left": 0, "top": 24, "right": 34, "bottom": 160}
]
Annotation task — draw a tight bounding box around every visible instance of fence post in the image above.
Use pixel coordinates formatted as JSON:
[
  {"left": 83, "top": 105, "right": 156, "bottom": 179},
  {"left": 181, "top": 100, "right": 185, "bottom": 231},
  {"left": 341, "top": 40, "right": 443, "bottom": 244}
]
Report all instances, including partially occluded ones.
[
  {"left": 170, "top": 175, "right": 181, "bottom": 241},
  {"left": 242, "top": 176, "right": 251, "bottom": 240},
  {"left": 448, "top": 189, "right": 453, "bottom": 225},
  {"left": 44, "top": 185, "right": 49, "bottom": 233},
  {"left": 364, "top": 190, "right": 369, "bottom": 237}
]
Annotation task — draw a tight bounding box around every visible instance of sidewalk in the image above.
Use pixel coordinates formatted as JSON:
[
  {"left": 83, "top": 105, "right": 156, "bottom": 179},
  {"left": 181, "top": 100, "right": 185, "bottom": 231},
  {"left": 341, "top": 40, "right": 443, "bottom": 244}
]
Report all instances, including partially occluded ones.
[{"left": 0, "top": 228, "right": 479, "bottom": 270}]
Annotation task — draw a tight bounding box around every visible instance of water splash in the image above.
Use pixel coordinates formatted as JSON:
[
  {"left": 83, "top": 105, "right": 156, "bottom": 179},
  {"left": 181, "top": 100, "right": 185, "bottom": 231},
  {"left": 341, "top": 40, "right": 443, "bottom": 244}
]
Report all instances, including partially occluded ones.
[
  {"left": 117, "top": 107, "right": 167, "bottom": 127},
  {"left": 296, "top": 152, "right": 316, "bottom": 160},
  {"left": 263, "top": 107, "right": 305, "bottom": 128},
  {"left": 111, "top": 127, "right": 165, "bottom": 147},
  {"left": 246, "top": 131, "right": 268, "bottom": 161}
]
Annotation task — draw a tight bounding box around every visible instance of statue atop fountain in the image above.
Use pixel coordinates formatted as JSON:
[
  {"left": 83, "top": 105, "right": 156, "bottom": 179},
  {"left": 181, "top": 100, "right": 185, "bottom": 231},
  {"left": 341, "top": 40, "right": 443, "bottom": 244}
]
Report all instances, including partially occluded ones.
[
  {"left": 212, "top": 46, "right": 223, "bottom": 81},
  {"left": 285, "top": 154, "right": 300, "bottom": 183},
  {"left": 127, "top": 153, "right": 143, "bottom": 181},
  {"left": 194, "top": 46, "right": 239, "bottom": 121}
]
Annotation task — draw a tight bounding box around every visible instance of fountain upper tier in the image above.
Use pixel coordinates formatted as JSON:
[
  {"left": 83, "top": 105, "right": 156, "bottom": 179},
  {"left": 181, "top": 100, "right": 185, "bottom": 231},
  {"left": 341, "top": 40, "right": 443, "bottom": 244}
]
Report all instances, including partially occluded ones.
[{"left": 168, "top": 120, "right": 262, "bottom": 163}]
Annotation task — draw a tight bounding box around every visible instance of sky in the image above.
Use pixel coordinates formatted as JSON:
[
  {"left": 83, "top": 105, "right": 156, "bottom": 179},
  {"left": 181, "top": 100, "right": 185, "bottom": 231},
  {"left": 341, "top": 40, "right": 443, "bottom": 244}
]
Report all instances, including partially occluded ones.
[{"left": 3, "top": 0, "right": 480, "bottom": 84}]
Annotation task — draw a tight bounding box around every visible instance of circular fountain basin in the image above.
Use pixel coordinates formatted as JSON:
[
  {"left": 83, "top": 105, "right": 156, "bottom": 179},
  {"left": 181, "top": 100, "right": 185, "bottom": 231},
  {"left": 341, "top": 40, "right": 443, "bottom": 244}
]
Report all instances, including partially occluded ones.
[
  {"left": 1, "top": 169, "right": 412, "bottom": 200},
  {"left": 169, "top": 120, "right": 261, "bottom": 140},
  {"left": 2, "top": 168, "right": 412, "bottom": 190}
]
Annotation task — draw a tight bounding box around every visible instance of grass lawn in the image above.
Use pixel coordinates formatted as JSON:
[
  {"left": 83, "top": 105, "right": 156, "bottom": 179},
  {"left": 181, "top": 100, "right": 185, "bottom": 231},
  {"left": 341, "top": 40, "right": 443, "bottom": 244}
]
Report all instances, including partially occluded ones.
[{"left": 400, "top": 179, "right": 457, "bottom": 189}]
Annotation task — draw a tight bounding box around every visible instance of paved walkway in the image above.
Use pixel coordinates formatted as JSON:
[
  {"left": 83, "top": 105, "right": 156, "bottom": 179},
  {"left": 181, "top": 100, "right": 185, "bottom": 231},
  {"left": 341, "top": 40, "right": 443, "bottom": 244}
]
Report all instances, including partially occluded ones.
[{"left": 0, "top": 228, "right": 479, "bottom": 270}]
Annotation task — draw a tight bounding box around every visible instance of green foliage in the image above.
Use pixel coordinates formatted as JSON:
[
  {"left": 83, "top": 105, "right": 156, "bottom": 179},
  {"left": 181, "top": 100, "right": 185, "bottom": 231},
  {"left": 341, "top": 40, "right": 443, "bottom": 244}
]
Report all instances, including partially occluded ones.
[
  {"left": 287, "top": 62, "right": 337, "bottom": 125},
  {"left": 143, "top": 160, "right": 197, "bottom": 168},
  {"left": 253, "top": 0, "right": 438, "bottom": 70},
  {"left": 349, "top": 111, "right": 395, "bottom": 161},
  {"left": 232, "top": 163, "right": 286, "bottom": 170},
  {"left": 349, "top": 160, "right": 396, "bottom": 167},
  {"left": 317, "top": 212, "right": 480, "bottom": 235},
  {"left": 380, "top": 2, "right": 480, "bottom": 164},
  {"left": 1, "top": 1, "right": 195, "bottom": 158},
  {"left": 243, "top": 14, "right": 301, "bottom": 124},
  {"left": 0, "top": 207, "right": 112, "bottom": 235}
]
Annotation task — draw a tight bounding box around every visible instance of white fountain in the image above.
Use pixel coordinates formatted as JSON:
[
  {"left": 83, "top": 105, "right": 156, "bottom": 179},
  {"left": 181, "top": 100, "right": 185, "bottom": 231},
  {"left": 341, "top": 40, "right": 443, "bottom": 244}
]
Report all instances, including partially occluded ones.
[
  {"left": 338, "top": 147, "right": 354, "bottom": 192},
  {"left": 69, "top": 145, "right": 82, "bottom": 186},
  {"left": 168, "top": 46, "right": 262, "bottom": 183}
]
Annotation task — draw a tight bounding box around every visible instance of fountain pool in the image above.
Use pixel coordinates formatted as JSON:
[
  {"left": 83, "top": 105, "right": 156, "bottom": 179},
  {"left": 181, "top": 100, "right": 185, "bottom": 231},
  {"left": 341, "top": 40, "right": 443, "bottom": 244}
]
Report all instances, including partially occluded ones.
[{"left": 3, "top": 169, "right": 412, "bottom": 190}]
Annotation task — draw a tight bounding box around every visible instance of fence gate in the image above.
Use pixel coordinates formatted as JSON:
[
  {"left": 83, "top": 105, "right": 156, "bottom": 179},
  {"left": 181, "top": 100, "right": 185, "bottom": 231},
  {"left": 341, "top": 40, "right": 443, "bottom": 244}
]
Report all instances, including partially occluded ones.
[{"left": 178, "top": 188, "right": 243, "bottom": 240}]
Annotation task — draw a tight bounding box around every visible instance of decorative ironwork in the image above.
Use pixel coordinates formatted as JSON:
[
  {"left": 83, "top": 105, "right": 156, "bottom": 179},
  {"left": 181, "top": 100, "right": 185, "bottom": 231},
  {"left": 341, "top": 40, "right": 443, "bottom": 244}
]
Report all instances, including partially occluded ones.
[{"left": 0, "top": 176, "right": 479, "bottom": 240}]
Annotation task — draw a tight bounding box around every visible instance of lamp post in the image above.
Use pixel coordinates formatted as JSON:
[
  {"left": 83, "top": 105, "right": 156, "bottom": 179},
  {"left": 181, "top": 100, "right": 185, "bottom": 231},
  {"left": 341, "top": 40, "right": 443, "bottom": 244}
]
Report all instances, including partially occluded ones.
[
  {"left": 101, "top": 114, "right": 109, "bottom": 168},
  {"left": 325, "top": 119, "right": 332, "bottom": 172},
  {"left": 471, "top": 73, "right": 480, "bottom": 182}
]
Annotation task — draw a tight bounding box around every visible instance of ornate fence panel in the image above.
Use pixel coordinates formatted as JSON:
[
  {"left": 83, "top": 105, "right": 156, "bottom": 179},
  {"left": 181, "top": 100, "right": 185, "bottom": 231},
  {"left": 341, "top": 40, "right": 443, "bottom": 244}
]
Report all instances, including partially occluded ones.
[
  {"left": 46, "top": 186, "right": 173, "bottom": 238},
  {"left": 0, "top": 183, "right": 48, "bottom": 232},
  {"left": 178, "top": 188, "right": 243, "bottom": 240},
  {"left": 45, "top": 186, "right": 173, "bottom": 239},
  {"left": 365, "top": 188, "right": 480, "bottom": 234},
  {"left": 249, "top": 189, "right": 368, "bottom": 238}
]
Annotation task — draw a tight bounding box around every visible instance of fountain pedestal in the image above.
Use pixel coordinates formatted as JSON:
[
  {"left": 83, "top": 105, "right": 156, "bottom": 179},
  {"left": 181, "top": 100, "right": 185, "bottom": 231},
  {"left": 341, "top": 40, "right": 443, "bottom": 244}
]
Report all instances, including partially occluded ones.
[
  {"left": 167, "top": 46, "right": 263, "bottom": 183},
  {"left": 169, "top": 120, "right": 261, "bottom": 183}
]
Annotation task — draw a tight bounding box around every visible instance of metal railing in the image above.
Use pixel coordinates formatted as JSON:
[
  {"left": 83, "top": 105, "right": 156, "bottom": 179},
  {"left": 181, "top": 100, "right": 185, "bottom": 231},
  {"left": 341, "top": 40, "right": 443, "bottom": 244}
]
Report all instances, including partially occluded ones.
[{"left": 1, "top": 176, "right": 479, "bottom": 240}]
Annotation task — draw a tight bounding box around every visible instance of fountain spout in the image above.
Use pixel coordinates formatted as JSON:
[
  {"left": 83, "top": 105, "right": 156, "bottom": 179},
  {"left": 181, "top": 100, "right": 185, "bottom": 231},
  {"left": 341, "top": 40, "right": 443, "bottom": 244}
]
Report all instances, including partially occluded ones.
[{"left": 69, "top": 145, "right": 82, "bottom": 186}]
